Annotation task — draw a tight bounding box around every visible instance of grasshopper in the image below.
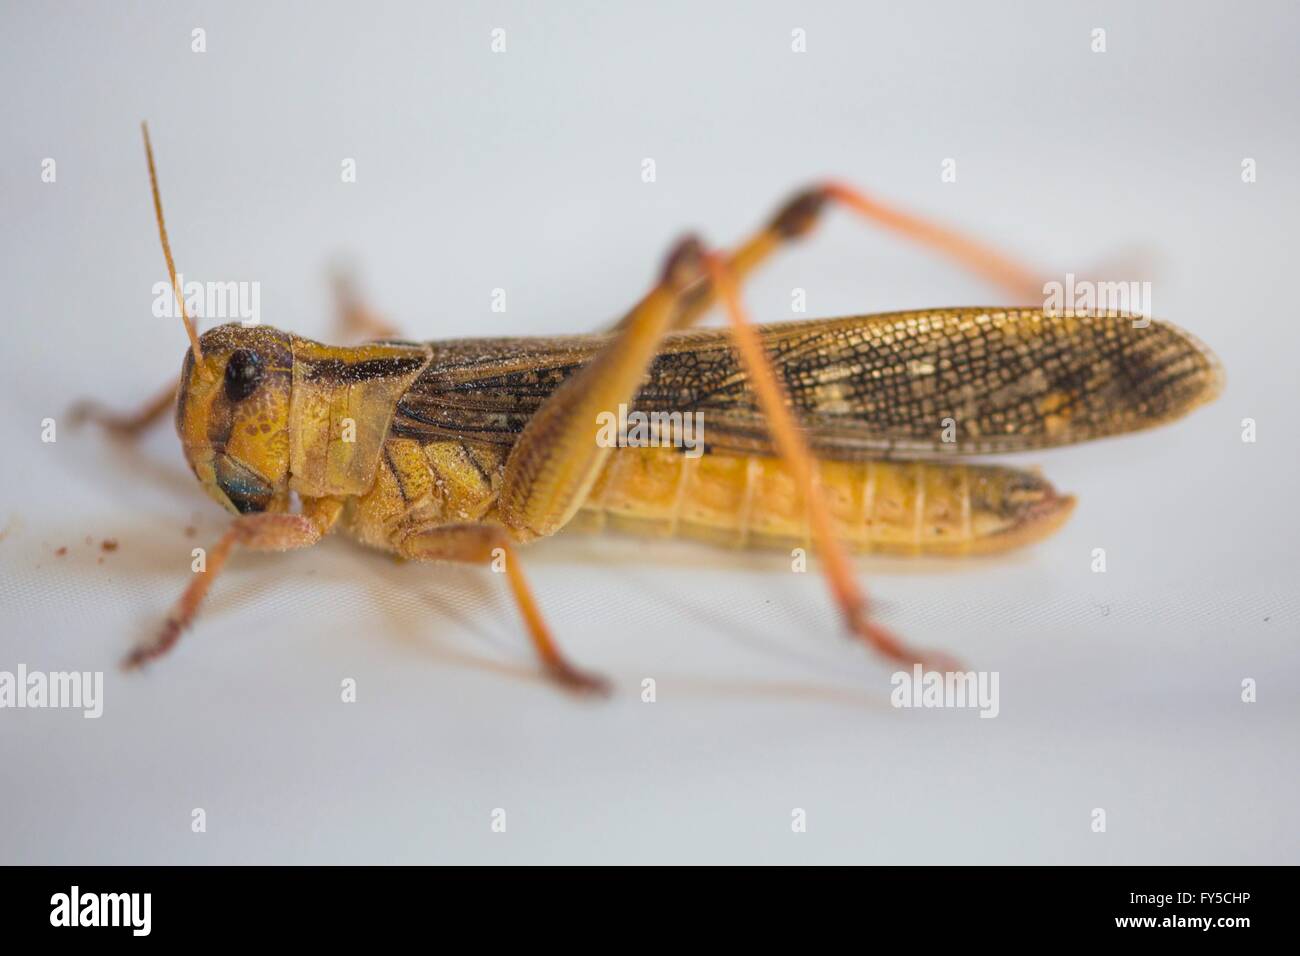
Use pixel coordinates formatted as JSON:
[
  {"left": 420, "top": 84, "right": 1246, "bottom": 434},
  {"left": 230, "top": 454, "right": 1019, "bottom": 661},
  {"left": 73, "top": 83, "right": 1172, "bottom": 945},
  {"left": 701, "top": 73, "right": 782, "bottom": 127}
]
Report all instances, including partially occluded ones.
[{"left": 76, "top": 124, "right": 1222, "bottom": 694}]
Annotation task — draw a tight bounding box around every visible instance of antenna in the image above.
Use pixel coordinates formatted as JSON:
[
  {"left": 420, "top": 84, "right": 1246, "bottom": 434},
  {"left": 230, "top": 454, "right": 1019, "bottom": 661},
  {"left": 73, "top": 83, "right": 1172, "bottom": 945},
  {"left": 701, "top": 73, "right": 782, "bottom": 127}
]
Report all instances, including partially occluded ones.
[{"left": 141, "top": 122, "right": 205, "bottom": 368}]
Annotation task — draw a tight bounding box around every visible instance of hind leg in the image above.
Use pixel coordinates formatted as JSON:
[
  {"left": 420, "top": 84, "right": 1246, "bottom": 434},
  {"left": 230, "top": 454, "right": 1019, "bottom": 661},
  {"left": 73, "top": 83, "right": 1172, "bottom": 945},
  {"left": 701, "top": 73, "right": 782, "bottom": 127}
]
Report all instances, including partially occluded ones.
[{"left": 609, "top": 181, "right": 1044, "bottom": 333}]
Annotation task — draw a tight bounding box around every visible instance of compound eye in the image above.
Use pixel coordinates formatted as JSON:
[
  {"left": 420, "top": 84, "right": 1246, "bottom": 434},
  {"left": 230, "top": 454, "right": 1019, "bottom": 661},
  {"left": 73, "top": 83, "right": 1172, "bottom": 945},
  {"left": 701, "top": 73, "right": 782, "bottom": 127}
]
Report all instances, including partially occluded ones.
[{"left": 224, "top": 349, "right": 263, "bottom": 401}]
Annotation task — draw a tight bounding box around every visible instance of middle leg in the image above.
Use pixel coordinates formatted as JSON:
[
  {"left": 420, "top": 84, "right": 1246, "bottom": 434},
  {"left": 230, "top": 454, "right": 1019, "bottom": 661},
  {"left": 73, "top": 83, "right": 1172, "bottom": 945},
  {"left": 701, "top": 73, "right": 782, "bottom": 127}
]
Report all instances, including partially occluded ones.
[
  {"left": 332, "top": 268, "right": 403, "bottom": 341},
  {"left": 397, "top": 522, "right": 610, "bottom": 695}
]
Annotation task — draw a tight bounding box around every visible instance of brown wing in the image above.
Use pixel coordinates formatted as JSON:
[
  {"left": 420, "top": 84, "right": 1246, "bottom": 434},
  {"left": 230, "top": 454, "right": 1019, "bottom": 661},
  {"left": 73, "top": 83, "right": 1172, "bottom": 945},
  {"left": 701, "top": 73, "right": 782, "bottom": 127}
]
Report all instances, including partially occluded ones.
[{"left": 388, "top": 308, "right": 1222, "bottom": 459}]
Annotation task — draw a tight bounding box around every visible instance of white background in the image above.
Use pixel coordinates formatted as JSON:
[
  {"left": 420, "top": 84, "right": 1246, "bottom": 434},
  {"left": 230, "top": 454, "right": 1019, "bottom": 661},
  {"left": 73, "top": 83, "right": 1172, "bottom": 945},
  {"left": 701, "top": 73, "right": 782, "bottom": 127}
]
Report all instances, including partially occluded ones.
[{"left": 1, "top": 1, "right": 1296, "bottom": 864}]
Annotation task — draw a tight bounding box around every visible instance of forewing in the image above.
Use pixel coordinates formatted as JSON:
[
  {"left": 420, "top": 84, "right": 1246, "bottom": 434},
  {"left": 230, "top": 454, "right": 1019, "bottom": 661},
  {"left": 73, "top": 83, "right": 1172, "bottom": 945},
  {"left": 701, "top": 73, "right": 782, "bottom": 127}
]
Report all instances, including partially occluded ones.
[{"left": 390, "top": 309, "right": 1222, "bottom": 459}]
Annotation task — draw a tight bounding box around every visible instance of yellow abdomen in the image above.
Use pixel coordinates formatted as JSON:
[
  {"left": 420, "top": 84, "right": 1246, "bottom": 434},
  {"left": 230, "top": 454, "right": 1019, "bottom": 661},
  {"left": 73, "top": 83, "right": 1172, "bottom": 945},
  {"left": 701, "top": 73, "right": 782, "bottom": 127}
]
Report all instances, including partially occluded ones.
[{"left": 573, "top": 446, "right": 1075, "bottom": 555}]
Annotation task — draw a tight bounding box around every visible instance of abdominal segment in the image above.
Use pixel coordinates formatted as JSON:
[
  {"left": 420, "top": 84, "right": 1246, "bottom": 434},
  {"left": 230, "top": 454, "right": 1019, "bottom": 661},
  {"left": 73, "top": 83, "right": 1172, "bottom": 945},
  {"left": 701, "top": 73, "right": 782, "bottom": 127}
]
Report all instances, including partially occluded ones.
[{"left": 574, "top": 446, "right": 1076, "bottom": 555}]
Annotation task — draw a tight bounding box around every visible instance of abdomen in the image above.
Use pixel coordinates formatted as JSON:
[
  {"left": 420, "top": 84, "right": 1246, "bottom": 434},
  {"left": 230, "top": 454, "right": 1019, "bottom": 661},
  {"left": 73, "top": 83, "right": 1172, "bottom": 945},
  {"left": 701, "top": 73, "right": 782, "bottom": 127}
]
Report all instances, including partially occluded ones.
[{"left": 572, "top": 446, "right": 1075, "bottom": 555}]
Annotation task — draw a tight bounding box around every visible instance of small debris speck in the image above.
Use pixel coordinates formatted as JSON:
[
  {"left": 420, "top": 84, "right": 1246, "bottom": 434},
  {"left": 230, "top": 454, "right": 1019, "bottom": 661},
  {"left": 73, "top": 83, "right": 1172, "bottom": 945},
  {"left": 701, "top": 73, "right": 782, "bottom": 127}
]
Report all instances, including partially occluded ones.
[
  {"left": 101, "top": 539, "right": 119, "bottom": 552},
  {"left": 55, "top": 547, "right": 68, "bottom": 557}
]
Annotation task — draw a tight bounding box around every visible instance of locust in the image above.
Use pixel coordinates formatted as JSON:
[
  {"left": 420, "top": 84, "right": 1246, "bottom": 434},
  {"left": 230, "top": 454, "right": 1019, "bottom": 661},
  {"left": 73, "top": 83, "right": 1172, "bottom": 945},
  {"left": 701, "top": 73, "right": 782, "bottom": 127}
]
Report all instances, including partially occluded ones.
[{"left": 75, "top": 124, "right": 1223, "bottom": 694}]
